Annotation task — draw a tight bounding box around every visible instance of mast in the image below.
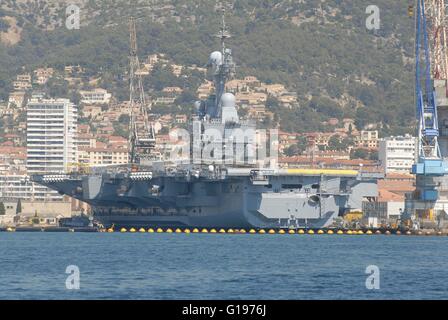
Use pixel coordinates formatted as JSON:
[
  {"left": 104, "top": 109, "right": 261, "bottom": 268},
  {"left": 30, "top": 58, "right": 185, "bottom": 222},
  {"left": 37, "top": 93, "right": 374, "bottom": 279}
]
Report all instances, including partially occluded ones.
[
  {"left": 216, "top": 5, "right": 231, "bottom": 57},
  {"left": 211, "top": 5, "right": 235, "bottom": 117}
]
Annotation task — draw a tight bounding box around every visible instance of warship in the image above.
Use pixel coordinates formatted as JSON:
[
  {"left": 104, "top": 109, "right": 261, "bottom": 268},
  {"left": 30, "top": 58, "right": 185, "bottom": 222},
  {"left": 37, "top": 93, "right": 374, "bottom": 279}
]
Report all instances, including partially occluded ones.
[{"left": 32, "top": 13, "right": 382, "bottom": 229}]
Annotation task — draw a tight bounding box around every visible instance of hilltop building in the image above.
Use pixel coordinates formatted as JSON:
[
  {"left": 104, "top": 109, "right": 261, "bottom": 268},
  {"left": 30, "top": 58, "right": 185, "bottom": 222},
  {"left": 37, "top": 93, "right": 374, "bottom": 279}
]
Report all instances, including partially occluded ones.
[
  {"left": 356, "top": 130, "right": 379, "bottom": 149},
  {"left": 8, "top": 91, "right": 26, "bottom": 108},
  {"left": 79, "top": 89, "right": 112, "bottom": 105},
  {"left": 33, "top": 67, "right": 54, "bottom": 85}
]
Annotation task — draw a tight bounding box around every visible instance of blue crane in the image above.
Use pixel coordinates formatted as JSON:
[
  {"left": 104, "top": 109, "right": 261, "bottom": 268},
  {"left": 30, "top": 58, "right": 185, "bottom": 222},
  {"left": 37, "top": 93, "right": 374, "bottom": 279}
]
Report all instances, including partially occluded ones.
[{"left": 411, "top": 0, "right": 448, "bottom": 201}]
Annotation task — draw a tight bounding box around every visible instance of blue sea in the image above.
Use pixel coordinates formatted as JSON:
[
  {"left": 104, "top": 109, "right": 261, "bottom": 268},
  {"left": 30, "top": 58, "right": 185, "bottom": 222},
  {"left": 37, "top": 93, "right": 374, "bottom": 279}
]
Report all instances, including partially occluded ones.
[{"left": 0, "top": 233, "right": 447, "bottom": 300}]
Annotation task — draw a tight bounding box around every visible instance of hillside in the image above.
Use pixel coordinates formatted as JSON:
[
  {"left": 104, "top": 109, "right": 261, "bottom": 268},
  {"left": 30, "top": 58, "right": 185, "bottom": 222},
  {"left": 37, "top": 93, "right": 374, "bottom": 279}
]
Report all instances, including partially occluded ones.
[{"left": 0, "top": 0, "right": 416, "bottom": 135}]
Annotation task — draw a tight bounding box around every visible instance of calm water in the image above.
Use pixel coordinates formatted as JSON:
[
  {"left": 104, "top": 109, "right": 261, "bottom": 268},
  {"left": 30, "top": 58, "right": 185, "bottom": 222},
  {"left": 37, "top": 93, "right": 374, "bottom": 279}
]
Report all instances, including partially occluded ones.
[{"left": 0, "top": 233, "right": 447, "bottom": 300}]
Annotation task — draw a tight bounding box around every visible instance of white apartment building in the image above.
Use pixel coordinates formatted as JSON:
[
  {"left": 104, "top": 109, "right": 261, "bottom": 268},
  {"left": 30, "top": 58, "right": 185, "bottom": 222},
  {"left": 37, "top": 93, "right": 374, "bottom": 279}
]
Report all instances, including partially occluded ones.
[
  {"left": 0, "top": 175, "right": 33, "bottom": 200},
  {"left": 379, "top": 135, "right": 417, "bottom": 174},
  {"left": 26, "top": 98, "right": 77, "bottom": 200},
  {"left": 79, "top": 88, "right": 112, "bottom": 104}
]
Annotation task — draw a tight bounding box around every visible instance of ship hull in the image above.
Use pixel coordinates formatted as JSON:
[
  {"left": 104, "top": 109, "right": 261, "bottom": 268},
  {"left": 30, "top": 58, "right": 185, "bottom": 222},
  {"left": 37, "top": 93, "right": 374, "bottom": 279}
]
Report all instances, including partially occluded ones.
[
  {"left": 92, "top": 213, "right": 338, "bottom": 229},
  {"left": 33, "top": 167, "right": 380, "bottom": 229}
]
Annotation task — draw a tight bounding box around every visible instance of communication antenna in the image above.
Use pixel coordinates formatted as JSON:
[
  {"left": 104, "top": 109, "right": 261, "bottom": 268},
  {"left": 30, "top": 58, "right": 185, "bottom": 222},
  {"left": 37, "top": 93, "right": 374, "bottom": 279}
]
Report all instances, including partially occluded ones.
[{"left": 215, "top": 3, "right": 232, "bottom": 56}]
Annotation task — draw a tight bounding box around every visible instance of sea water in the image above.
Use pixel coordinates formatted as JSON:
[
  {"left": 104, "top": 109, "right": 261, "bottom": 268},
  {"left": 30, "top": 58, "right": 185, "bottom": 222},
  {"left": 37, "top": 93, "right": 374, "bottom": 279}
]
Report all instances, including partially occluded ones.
[{"left": 0, "top": 233, "right": 447, "bottom": 300}]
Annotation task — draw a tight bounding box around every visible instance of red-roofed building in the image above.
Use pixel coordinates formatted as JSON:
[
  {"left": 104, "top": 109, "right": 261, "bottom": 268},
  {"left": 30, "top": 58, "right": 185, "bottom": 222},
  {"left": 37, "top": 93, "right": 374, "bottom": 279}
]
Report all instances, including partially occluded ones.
[
  {"left": 98, "top": 126, "right": 114, "bottom": 135},
  {"left": 363, "top": 173, "right": 415, "bottom": 221},
  {"left": 78, "top": 124, "right": 91, "bottom": 134},
  {"left": 108, "top": 135, "right": 128, "bottom": 149}
]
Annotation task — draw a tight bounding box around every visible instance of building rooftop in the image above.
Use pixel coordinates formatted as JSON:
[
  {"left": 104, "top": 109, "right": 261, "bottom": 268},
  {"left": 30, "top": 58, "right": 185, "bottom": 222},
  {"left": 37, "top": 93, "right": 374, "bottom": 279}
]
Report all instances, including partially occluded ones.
[{"left": 378, "top": 189, "right": 405, "bottom": 202}]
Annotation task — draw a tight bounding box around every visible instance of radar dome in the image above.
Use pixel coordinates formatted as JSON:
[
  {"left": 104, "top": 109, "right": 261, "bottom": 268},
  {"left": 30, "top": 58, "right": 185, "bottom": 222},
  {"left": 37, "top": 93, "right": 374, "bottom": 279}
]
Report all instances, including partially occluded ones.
[
  {"left": 209, "top": 51, "right": 223, "bottom": 66},
  {"left": 221, "top": 93, "right": 239, "bottom": 124},
  {"left": 220, "top": 93, "right": 236, "bottom": 108}
]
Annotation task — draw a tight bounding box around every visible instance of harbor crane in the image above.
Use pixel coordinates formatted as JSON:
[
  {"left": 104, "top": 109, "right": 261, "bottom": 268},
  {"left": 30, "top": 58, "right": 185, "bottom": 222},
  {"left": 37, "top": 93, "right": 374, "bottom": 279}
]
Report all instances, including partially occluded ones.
[
  {"left": 413, "top": 0, "right": 445, "bottom": 181},
  {"left": 404, "top": 0, "right": 448, "bottom": 225},
  {"left": 426, "top": 0, "right": 448, "bottom": 92},
  {"left": 128, "top": 17, "right": 156, "bottom": 164}
]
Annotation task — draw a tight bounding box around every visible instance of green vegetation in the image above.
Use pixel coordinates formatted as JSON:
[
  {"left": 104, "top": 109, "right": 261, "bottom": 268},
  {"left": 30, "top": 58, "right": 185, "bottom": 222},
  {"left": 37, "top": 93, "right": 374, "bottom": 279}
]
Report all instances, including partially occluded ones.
[
  {"left": 118, "top": 114, "right": 130, "bottom": 125},
  {"left": 113, "top": 121, "right": 129, "bottom": 138},
  {"left": 0, "top": 0, "right": 417, "bottom": 135},
  {"left": 284, "top": 136, "right": 309, "bottom": 156},
  {"left": 350, "top": 148, "right": 378, "bottom": 160},
  {"left": 0, "top": 18, "right": 10, "bottom": 32},
  {"left": 328, "top": 135, "right": 354, "bottom": 152},
  {"left": 16, "top": 199, "right": 21, "bottom": 215}
]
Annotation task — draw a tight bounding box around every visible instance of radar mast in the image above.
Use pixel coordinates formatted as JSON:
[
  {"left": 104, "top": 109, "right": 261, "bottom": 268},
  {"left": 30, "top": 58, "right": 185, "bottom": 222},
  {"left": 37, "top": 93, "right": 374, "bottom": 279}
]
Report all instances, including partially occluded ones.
[{"left": 210, "top": 5, "right": 235, "bottom": 117}]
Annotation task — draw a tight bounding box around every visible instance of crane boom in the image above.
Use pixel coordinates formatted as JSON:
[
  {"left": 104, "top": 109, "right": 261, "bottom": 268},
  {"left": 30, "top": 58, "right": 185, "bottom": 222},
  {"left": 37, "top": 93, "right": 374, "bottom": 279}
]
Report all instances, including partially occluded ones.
[
  {"left": 426, "top": 0, "right": 448, "bottom": 87},
  {"left": 128, "top": 17, "right": 156, "bottom": 164}
]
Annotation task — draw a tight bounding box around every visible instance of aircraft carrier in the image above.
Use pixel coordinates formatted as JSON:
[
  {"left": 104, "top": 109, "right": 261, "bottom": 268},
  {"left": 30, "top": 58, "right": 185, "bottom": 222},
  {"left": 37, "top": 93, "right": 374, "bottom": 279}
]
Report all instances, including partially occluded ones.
[{"left": 32, "top": 13, "right": 382, "bottom": 230}]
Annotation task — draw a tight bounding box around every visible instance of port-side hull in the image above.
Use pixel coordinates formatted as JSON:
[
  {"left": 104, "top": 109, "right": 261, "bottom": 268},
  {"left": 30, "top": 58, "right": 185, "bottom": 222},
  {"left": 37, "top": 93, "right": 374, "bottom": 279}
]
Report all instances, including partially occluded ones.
[{"left": 33, "top": 170, "right": 379, "bottom": 229}]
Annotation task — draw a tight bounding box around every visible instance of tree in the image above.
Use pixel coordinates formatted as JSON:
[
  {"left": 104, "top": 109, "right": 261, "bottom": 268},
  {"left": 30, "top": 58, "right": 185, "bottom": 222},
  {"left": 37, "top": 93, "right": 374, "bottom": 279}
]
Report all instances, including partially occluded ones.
[
  {"left": 175, "top": 90, "right": 197, "bottom": 106},
  {"left": 369, "top": 150, "right": 379, "bottom": 161},
  {"left": 266, "top": 96, "right": 280, "bottom": 110},
  {"left": 341, "top": 136, "right": 354, "bottom": 150},
  {"left": 284, "top": 144, "right": 300, "bottom": 157},
  {"left": 113, "top": 122, "right": 129, "bottom": 138},
  {"left": 16, "top": 199, "right": 22, "bottom": 215},
  {"left": 118, "top": 114, "right": 130, "bottom": 125},
  {"left": 296, "top": 136, "right": 308, "bottom": 154},
  {"left": 0, "top": 19, "right": 10, "bottom": 32},
  {"left": 0, "top": 202, "right": 5, "bottom": 216},
  {"left": 46, "top": 77, "right": 69, "bottom": 98},
  {"left": 159, "top": 126, "right": 170, "bottom": 135},
  {"left": 328, "top": 135, "right": 343, "bottom": 151},
  {"left": 70, "top": 91, "right": 82, "bottom": 106},
  {"left": 32, "top": 210, "right": 40, "bottom": 225},
  {"left": 351, "top": 148, "right": 369, "bottom": 160}
]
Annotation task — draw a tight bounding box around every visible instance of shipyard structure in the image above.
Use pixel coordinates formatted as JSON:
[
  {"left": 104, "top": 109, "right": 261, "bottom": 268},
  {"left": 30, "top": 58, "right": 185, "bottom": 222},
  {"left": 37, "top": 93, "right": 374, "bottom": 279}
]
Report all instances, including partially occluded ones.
[{"left": 402, "top": 0, "right": 448, "bottom": 229}]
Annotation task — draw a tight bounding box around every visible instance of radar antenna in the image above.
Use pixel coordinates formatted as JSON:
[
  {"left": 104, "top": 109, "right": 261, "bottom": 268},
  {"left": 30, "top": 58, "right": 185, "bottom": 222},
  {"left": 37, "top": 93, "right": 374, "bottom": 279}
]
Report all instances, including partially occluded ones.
[
  {"left": 215, "top": 4, "right": 231, "bottom": 56},
  {"left": 128, "top": 17, "right": 156, "bottom": 164}
]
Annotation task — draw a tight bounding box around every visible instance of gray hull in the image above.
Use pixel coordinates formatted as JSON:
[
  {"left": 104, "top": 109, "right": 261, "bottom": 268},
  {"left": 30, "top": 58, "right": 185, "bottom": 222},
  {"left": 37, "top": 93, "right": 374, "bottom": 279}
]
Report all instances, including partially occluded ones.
[{"left": 33, "top": 167, "right": 380, "bottom": 229}]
